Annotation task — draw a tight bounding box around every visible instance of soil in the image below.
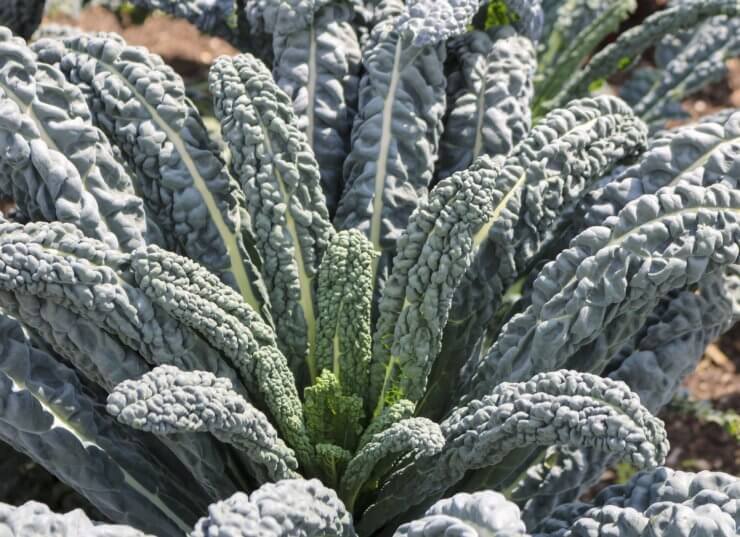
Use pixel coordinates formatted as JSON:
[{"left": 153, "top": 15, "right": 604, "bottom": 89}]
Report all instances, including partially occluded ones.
[
  {"left": 662, "top": 326, "right": 740, "bottom": 475},
  {"left": 46, "top": 6, "right": 238, "bottom": 81}
]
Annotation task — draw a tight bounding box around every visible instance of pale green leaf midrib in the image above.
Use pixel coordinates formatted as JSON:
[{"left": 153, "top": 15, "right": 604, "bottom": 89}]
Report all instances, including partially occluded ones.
[
  {"left": 78, "top": 53, "right": 261, "bottom": 311},
  {"left": 252, "top": 99, "right": 317, "bottom": 381},
  {"left": 370, "top": 39, "right": 405, "bottom": 258},
  {"left": 472, "top": 116, "right": 602, "bottom": 248},
  {"left": 669, "top": 134, "right": 740, "bottom": 185},
  {"left": 306, "top": 22, "right": 317, "bottom": 148},
  {"left": 374, "top": 356, "right": 398, "bottom": 416},
  {"left": 7, "top": 373, "right": 190, "bottom": 533}
]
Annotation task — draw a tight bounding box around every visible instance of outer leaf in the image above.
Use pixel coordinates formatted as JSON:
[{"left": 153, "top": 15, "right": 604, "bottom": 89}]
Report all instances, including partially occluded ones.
[
  {"left": 544, "top": 0, "right": 740, "bottom": 113},
  {"left": 108, "top": 365, "right": 300, "bottom": 482},
  {"left": 0, "top": 314, "right": 209, "bottom": 535},
  {"left": 609, "top": 278, "right": 734, "bottom": 413},
  {"left": 509, "top": 111, "right": 740, "bottom": 528},
  {"left": 577, "top": 109, "right": 740, "bottom": 235},
  {"left": 130, "top": 245, "right": 314, "bottom": 468},
  {"left": 31, "top": 34, "right": 272, "bottom": 318},
  {"left": 394, "top": 491, "right": 528, "bottom": 537},
  {"left": 191, "top": 479, "right": 358, "bottom": 537},
  {"left": 511, "top": 280, "right": 738, "bottom": 530},
  {"left": 514, "top": 281, "right": 736, "bottom": 525},
  {"left": 340, "top": 417, "right": 444, "bottom": 510},
  {"left": 534, "top": 467, "right": 740, "bottom": 537},
  {"left": 269, "top": 2, "right": 362, "bottom": 214},
  {"left": 0, "top": 221, "right": 242, "bottom": 391},
  {"left": 0, "top": 501, "right": 152, "bottom": 537},
  {"left": 468, "top": 183, "right": 740, "bottom": 400},
  {"left": 360, "top": 371, "right": 668, "bottom": 535},
  {"left": 316, "top": 230, "right": 375, "bottom": 399},
  {"left": 0, "top": 28, "right": 153, "bottom": 252},
  {"left": 209, "top": 53, "right": 334, "bottom": 381},
  {"left": 0, "top": 439, "right": 100, "bottom": 516},
  {"left": 371, "top": 96, "right": 646, "bottom": 414},
  {"left": 510, "top": 445, "right": 608, "bottom": 530},
  {"left": 0, "top": 291, "right": 151, "bottom": 390},
  {"left": 435, "top": 31, "right": 536, "bottom": 181},
  {"left": 334, "top": 0, "right": 477, "bottom": 284},
  {"left": 0, "top": 222, "right": 260, "bottom": 498}
]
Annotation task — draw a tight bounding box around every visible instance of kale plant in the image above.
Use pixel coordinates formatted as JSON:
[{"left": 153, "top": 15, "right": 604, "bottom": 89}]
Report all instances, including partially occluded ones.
[{"left": 0, "top": 0, "right": 739, "bottom": 535}]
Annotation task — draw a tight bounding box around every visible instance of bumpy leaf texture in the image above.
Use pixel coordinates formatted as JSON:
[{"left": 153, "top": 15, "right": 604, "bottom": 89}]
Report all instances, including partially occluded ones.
[
  {"left": 209, "top": 52, "right": 334, "bottom": 380},
  {"left": 608, "top": 275, "right": 735, "bottom": 413},
  {"left": 535, "top": 467, "right": 740, "bottom": 537},
  {"left": 621, "top": 13, "right": 740, "bottom": 129},
  {"left": 359, "top": 371, "right": 667, "bottom": 535},
  {"left": 0, "top": 28, "right": 155, "bottom": 252},
  {"left": 435, "top": 30, "right": 536, "bottom": 182},
  {"left": 0, "top": 501, "right": 154, "bottom": 537},
  {"left": 393, "top": 491, "right": 528, "bottom": 537},
  {"left": 468, "top": 183, "right": 740, "bottom": 399},
  {"left": 0, "top": 221, "right": 242, "bottom": 390},
  {"left": 508, "top": 272, "right": 738, "bottom": 530},
  {"left": 130, "top": 245, "right": 314, "bottom": 468},
  {"left": 315, "top": 230, "right": 375, "bottom": 401},
  {"left": 31, "top": 34, "right": 272, "bottom": 319},
  {"left": 303, "top": 369, "right": 364, "bottom": 451},
  {"left": 191, "top": 479, "right": 357, "bottom": 537},
  {"left": 334, "top": 0, "right": 477, "bottom": 288},
  {"left": 371, "top": 96, "right": 646, "bottom": 415},
  {"left": 108, "top": 365, "right": 300, "bottom": 482},
  {"left": 267, "top": 1, "right": 362, "bottom": 215},
  {"left": 340, "top": 417, "right": 444, "bottom": 509},
  {"left": 0, "top": 314, "right": 210, "bottom": 535},
  {"left": 0, "top": 221, "right": 268, "bottom": 500},
  {"left": 505, "top": 110, "right": 740, "bottom": 529}
]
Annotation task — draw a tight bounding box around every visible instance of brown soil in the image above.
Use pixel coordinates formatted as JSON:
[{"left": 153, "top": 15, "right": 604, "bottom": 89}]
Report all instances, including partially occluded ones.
[
  {"left": 662, "top": 326, "right": 740, "bottom": 476},
  {"left": 46, "top": 6, "right": 237, "bottom": 81}
]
